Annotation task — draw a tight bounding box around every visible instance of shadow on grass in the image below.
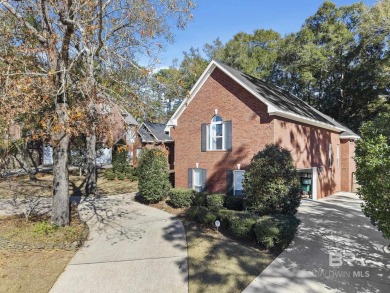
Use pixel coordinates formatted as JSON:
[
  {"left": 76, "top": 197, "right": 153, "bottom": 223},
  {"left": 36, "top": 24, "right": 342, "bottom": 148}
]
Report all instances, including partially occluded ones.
[{"left": 182, "top": 220, "right": 275, "bottom": 293}]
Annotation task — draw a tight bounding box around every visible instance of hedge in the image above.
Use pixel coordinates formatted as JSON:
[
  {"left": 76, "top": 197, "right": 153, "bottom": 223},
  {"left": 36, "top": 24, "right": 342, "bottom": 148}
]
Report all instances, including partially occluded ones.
[
  {"left": 169, "top": 188, "right": 195, "bottom": 208},
  {"left": 192, "top": 192, "right": 208, "bottom": 207},
  {"left": 186, "top": 206, "right": 217, "bottom": 226},
  {"left": 206, "top": 194, "right": 225, "bottom": 210},
  {"left": 254, "top": 214, "right": 300, "bottom": 250},
  {"left": 224, "top": 195, "right": 244, "bottom": 211}
]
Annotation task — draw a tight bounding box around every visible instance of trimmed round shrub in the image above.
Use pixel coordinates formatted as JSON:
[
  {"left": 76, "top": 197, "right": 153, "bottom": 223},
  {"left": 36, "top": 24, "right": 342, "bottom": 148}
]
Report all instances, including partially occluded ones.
[
  {"left": 254, "top": 214, "right": 300, "bottom": 250},
  {"left": 138, "top": 148, "right": 171, "bottom": 203},
  {"left": 192, "top": 192, "right": 208, "bottom": 207},
  {"left": 206, "top": 194, "right": 225, "bottom": 210},
  {"left": 224, "top": 195, "right": 244, "bottom": 211},
  {"left": 186, "top": 206, "right": 217, "bottom": 226},
  {"left": 169, "top": 188, "right": 195, "bottom": 208},
  {"left": 243, "top": 144, "right": 301, "bottom": 215}
]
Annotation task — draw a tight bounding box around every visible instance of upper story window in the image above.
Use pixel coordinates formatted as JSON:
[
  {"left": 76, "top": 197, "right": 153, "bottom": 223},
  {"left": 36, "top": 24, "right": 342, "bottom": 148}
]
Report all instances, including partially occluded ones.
[
  {"left": 209, "top": 115, "right": 224, "bottom": 150},
  {"left": 201, "top": 115, "right": 232, "bottom": 152}
]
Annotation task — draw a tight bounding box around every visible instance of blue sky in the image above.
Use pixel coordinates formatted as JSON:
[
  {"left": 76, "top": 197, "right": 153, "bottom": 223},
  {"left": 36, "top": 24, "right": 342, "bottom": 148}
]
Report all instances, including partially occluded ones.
[{"left": 141, "top": 0, "right": 375, "bottom": 68}]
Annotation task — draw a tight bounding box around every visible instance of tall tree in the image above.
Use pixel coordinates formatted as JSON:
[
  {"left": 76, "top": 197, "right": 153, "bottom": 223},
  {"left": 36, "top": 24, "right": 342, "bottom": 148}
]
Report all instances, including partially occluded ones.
[{"left": 0, "top": 0, "right": 194, "bottom": 225}]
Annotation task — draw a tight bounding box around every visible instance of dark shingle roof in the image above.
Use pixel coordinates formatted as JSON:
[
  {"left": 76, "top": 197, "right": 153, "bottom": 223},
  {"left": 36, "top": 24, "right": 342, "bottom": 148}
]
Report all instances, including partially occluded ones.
[
  {"left": 139, "top": 122, "right": 173, "bottom": 143},
  {"left": 215, "top": 61, "right": 339, "bottom": 127},
  {"left": 316, "top": 112, "right": 360, "bottom": 138},
  {"left": 122, "top": 112, "right": 139, "bottom": 126}
]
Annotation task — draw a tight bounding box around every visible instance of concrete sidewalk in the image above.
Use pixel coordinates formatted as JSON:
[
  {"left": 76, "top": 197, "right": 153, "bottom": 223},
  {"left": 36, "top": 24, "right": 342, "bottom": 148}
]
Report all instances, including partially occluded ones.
[
  {"left": 244, "top": 192, "right": 390, "bottom": 293},
  {"left": 50, "top": 194, "right": 188, "bottom": 293}
]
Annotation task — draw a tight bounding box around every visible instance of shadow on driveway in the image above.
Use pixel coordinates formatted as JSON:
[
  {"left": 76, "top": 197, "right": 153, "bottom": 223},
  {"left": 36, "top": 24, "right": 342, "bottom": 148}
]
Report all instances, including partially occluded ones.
[{"left": 244, "top": 192, "right": 390, "bottom": 293}]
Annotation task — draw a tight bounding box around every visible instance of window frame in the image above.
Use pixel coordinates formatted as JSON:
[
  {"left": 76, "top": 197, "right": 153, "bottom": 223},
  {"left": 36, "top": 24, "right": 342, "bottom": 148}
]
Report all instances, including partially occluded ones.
[
  {"left": 233, "top": 170, "right": 245, "bottom": 196},
  {"left": 207, "top": 115, "right": 226, "bottom": 151},
  {"left": 336, "top": 144, "right": 340, "bottom": 167}
]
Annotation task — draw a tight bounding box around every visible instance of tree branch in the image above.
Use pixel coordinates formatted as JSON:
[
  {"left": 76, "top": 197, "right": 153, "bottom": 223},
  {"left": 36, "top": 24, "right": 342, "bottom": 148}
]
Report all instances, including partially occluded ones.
[{"left": 0, "top": 0, "right": 47, "bottom": 44}]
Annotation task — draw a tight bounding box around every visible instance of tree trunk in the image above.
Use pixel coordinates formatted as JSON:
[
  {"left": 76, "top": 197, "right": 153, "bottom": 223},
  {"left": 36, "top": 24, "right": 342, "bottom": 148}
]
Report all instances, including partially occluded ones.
[
  {"left": 51, "top": 103, "right": 70, "bottom": 226},
  {"left": 86, "top": 124, "right": 97, "bottom": 196}
]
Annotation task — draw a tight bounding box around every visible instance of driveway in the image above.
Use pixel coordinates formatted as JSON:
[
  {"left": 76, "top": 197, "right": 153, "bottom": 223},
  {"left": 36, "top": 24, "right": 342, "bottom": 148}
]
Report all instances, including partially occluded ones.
[
  {"left": 50, "top": 194, "right": 188, "bottom": 293},
  {"left": 244, "top": 192, "right": 390, "bottom": 293}
]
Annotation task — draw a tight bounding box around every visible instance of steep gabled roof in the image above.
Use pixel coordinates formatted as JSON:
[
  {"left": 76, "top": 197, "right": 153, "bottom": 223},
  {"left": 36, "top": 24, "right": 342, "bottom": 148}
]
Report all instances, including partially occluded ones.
[
  {"left": 138, "top": 122, "right": 173, "bottom": 143},
  {"left": 166, "top": 60, "right": 360, "bottom": 137}
]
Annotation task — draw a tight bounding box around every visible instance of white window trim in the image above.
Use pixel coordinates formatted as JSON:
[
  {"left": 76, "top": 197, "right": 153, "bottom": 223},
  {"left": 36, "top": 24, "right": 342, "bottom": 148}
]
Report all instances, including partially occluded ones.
[
  {"left": 233, "top": 170, "right": 245, "bottom": 196},
  {"left": 207, "top": 118, "right": 226, "bottom": 151},
  {"left": 192, "top": 168, "right": 203, "bottom": 192},
  {"left": 336, "top": 144, "right": 340, "bottom": 167}
]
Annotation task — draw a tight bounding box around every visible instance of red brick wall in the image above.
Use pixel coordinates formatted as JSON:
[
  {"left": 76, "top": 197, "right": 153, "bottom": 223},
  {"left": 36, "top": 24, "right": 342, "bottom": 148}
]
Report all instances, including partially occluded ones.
[
  {"left": 274, "top": 118, "right": 341, "bottom": 198},
  {"left": 340, "top": 139, "right": 356, "bottom": 192},
  {"left": 171, "top": 68, "right": 274, "bottom": 193},
  {"left": 171, "top": 67, "right": 348, "bottom": 198}
]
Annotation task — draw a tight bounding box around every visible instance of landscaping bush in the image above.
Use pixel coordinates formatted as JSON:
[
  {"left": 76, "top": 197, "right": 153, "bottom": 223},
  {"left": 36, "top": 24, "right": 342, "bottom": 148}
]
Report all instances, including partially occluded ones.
[
  {"left": 243, "top": 144, "right": 301, "bottom": 215},
  {"left": 186, "top": 206, "right": 217, "bottom": 226},
  {"left": 138, "top": 148, "right": 171, "bottom": 203},
  {"left": 206, "top": 194, "right": 225, "bottom": 210},
  {"left": 192, "top": 192, "right": 208, "bottom": 206},
  {"left": 254, "top": 214, "right": 300, "bottom": 250},
  {"left": 117, "top": 173, "right": 125, "bottom": 180},
  {"left": 229, "top": 216, "right": 257, "bottom": 240},
  {"left": 217, "top": 209, "right": 257, "bottom": 239},
  {"left": 224, "top": 195, "right": 244, "bottom": 211},
  {"left": 169, "top": 188, "right": 195, "bottom": 208},
  {"left": 112, "top": 140, "right": 130, "bottom": 174},
  {"left": 104, "top": 170, "right": 116, "bottom": 180}
]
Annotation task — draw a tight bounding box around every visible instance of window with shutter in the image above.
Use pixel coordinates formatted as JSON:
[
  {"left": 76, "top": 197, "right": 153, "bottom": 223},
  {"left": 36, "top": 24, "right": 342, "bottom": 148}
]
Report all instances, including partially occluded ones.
[{"left": 202, "top": 116, "right": 232, "bottom": 151}]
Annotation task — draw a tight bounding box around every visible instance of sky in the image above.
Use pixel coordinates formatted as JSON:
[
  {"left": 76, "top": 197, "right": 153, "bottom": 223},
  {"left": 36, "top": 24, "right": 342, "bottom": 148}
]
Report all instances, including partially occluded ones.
[{"left": 139, "top": 0, "right": 376, "bottom": 68}]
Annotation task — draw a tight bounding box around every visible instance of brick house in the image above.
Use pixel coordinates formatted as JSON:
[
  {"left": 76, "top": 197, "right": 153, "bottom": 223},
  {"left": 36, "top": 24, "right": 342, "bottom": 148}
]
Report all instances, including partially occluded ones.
[
  {"left": 165, "top": 60, "right": 359, "bottom": 199},
  {"left": 132, "top": 122, "right": 174, "bottom": 167}
]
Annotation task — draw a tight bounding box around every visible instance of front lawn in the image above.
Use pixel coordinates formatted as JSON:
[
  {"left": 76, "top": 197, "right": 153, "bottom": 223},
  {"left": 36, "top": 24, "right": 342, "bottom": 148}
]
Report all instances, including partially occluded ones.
[
  {"left": 0, "top": 214, "right": 88, "bottom": 293},
  {"left": 0, "top": 170, "right": 138, "bottom": 199},
  {"left": 149, "top": 198, "right": 278, "bottom": 292}
]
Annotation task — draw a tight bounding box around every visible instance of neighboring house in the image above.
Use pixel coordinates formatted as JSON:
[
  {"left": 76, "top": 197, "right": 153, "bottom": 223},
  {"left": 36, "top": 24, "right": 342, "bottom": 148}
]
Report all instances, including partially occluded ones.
[
  {"left": 165, "top": 60, "right": 360, "bottom": 199},
  {"left": 41, "top": 104, "right": 139, "bottom": 166},
  {"left": 133, "top": 122, "right": 174, "bottom": 170}
]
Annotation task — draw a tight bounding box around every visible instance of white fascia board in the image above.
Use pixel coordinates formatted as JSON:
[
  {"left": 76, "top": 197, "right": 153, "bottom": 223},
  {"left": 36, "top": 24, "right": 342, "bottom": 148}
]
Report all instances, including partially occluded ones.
[
  {"left": 269, "top": 110, "right": 346, "bottom": 132},
  {"left": 166, "top": 62, "right": 218, "bottom": 128},
  {"left": 165, "top": 60, "right": 344, "bottom": 134},
  {"left": 340, "top": 135, "right": 360, "bottom": 140}
]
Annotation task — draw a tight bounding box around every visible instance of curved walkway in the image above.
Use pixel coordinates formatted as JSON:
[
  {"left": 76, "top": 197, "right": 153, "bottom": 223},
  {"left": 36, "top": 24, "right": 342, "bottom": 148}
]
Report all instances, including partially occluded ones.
[
  {"left": 50, "top": 194, "right": 188, "bottom": 293},
  {"left": 244, "top": 192, "right": 389, "bottom": 293}
]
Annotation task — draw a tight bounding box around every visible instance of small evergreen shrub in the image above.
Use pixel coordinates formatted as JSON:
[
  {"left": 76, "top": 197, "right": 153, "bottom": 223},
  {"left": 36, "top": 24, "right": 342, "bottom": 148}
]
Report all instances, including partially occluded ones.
[
  {"left": 206, "top": 194, "right": 225, "bottom": 210},
  {"left": 117, "top": 173, "right": 125, "bottom": 180},
  {"left": 225, "top": 195, "right": 244, "bottom": 211},
  {"left": 192, "top": 192, "right": 208, "bottom": 206},
  {"left": 138, "top": 148, "right": 171, "bottom": 203},
  {"left": 229, "top": 216, "right": 257, "bottom": 240},
  {"left": 254, "top": 214, "right": 300, "bottom": 250},
  {"left": 243, "top": 144, "right": 301, "bottom": 215},
  {"left": 186, "top": 206, "right": 217, "bottom": 226},
  {"left": 112, "top": 140, "right": 129, "bottom": 174},
  {"left": 33, "top": 221, "right": 59, "bottom": 235},
  {"left": 169, "top": 188, "right": 195, "bottom": 208},
  {"left": 104, "top": 170, "right": 116, "bottom": 180},
  {"left": 217, "top": 209, "right": 256, "bottom": 239}
]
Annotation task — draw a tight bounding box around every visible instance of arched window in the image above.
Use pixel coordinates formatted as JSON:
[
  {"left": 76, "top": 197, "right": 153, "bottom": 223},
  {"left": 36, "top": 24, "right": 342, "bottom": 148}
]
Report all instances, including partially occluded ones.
[{"left": 209, "top": 115, "right": 224, "bottom": 150}]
